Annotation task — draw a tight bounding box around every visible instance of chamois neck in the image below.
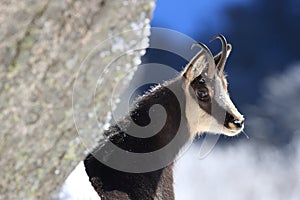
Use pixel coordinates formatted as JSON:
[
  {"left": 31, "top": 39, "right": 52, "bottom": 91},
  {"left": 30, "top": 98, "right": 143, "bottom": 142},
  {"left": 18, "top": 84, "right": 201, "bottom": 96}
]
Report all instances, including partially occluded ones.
[{"left": 108, "top": 77, "right": 190, "bottom": 154}]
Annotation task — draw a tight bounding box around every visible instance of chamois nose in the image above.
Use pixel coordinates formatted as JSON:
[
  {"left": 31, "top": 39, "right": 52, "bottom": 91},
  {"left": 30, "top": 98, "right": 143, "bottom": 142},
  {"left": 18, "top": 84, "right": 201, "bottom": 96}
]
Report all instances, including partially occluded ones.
[
  {"left": 233, "top": 119, "right": 244, "bottom": 128},
  {"left": 224, "top": 112, "right": 244, "bottom": 129}
]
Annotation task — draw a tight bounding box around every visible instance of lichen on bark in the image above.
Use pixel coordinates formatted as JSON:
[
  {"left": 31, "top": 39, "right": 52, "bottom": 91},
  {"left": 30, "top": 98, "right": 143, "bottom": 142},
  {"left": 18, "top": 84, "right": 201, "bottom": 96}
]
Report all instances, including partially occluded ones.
[{"left": 0, "top": 0, "right": 155, "bottom": 199}]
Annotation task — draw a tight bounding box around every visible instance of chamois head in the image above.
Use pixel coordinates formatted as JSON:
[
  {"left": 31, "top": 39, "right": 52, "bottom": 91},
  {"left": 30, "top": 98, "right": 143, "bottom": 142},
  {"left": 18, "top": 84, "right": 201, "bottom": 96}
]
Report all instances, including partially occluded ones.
[{"left": 183, "top": 34, "right": 244, "bottom": 137}]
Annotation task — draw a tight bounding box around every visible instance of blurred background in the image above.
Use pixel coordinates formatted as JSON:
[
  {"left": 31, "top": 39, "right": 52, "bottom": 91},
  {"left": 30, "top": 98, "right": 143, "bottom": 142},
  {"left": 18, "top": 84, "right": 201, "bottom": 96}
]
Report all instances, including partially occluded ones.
[
  {"left": 149, "top": 0, "right": 300, "bottom": 199},
  {"left": 62, "top": 0, "right": 300, "bottom": 199}
]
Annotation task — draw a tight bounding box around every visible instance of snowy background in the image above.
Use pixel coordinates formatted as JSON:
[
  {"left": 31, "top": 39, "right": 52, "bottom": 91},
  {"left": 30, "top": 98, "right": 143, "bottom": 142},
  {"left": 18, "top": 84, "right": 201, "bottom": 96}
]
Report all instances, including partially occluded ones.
[{"left": 60, "top": 0, "right": 300, "bottom": 199}]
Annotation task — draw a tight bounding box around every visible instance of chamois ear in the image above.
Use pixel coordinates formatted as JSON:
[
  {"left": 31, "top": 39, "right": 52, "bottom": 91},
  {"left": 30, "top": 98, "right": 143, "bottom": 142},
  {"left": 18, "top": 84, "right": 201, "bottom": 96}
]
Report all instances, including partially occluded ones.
[
  {"left": 182, "top": 53, "right": 209, "bottom": 82},
  {"left": 213, "top": 44, "right": 232, "bottom": 72},
  {"left": 183, "top": 42, "right": 216, "bottom": 82}
]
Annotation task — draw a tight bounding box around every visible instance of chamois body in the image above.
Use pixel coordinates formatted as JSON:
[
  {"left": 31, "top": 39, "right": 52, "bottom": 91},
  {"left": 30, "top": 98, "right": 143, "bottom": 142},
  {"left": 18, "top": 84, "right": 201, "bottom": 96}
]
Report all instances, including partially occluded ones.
[
  {"left": 85, "top": 78, "right": 190, "bottom": 200},
  {"left": 84, "top": 35, "right": 245, "bottom": 200}
]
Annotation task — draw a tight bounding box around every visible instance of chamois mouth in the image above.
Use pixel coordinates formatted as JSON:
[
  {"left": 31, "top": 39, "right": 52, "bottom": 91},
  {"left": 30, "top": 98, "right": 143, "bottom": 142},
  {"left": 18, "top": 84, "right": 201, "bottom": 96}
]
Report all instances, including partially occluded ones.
[{"left": 223, "top": 124, "right": 244, "bottom": 136}]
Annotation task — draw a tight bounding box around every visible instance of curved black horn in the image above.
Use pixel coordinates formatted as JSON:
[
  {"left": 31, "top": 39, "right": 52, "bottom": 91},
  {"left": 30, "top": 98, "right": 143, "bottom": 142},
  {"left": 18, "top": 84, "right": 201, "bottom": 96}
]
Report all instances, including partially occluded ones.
[
  {"left": 210, "top": 34, "right": 228, "bottom": 72},
  {"left": 191, "top": 42, "right": 215, "bottom": 78}
]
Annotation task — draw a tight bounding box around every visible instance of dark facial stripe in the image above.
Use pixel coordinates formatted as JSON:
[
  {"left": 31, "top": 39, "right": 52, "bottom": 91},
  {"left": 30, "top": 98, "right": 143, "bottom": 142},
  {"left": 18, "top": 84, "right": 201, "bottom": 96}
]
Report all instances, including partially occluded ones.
[{"left": 190, "top": 75, "right": 238, "bottom": 128}]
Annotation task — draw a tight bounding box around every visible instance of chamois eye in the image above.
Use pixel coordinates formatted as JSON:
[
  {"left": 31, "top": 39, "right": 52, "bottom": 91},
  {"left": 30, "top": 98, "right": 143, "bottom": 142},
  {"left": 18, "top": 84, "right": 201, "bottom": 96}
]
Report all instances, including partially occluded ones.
[{"left": 196, "top": 89, "right": 209, "bottom": 101}]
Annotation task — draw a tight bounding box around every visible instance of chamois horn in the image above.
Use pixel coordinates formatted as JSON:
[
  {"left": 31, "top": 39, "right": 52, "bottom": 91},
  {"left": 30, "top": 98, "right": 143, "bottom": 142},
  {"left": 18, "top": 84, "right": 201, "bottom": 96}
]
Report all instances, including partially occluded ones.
[{"left": 210, "top": 34, "right": 228, "bottom": 72}]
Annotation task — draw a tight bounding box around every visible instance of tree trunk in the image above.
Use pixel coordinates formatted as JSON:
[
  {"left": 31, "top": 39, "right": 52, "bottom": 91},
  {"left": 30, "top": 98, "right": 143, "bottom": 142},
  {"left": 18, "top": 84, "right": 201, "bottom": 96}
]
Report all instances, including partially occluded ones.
[{"left": 0, "top": 0, "right": 155, "bottom": 199}]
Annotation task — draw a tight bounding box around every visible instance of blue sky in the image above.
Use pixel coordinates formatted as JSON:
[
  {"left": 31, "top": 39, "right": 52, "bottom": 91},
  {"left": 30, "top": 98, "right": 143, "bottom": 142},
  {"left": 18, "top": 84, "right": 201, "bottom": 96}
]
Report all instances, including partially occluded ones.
[{"left": 152, "top": 0, "right": 254, "bottom": 38}]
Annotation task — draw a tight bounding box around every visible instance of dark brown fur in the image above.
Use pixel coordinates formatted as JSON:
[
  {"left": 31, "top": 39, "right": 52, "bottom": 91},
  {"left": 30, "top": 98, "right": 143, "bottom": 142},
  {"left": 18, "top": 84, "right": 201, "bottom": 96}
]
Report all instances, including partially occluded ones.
[{"left": 84, "top": 77, "right": 190, "bottom": 200}]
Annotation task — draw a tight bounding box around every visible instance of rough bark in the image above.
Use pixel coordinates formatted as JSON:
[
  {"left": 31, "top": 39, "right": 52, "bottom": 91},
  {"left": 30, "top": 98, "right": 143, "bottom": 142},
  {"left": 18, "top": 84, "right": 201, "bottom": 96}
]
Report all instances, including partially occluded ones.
[{"left": 0, "top": 0, "right": 155, "bottom": 199}]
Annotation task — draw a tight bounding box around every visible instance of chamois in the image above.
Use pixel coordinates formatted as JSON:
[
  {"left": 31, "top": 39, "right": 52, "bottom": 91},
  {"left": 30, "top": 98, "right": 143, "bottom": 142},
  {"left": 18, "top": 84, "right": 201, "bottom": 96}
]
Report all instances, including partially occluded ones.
[{"left": 84, "top": 35, "right": 244, "bottom": 200}]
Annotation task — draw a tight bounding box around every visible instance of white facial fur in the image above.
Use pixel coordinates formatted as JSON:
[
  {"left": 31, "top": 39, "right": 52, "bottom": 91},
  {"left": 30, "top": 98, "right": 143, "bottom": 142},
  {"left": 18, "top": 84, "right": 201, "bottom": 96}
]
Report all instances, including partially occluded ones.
[{"left": 183, "top": 57, "right": 244, "bottom": 138}]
